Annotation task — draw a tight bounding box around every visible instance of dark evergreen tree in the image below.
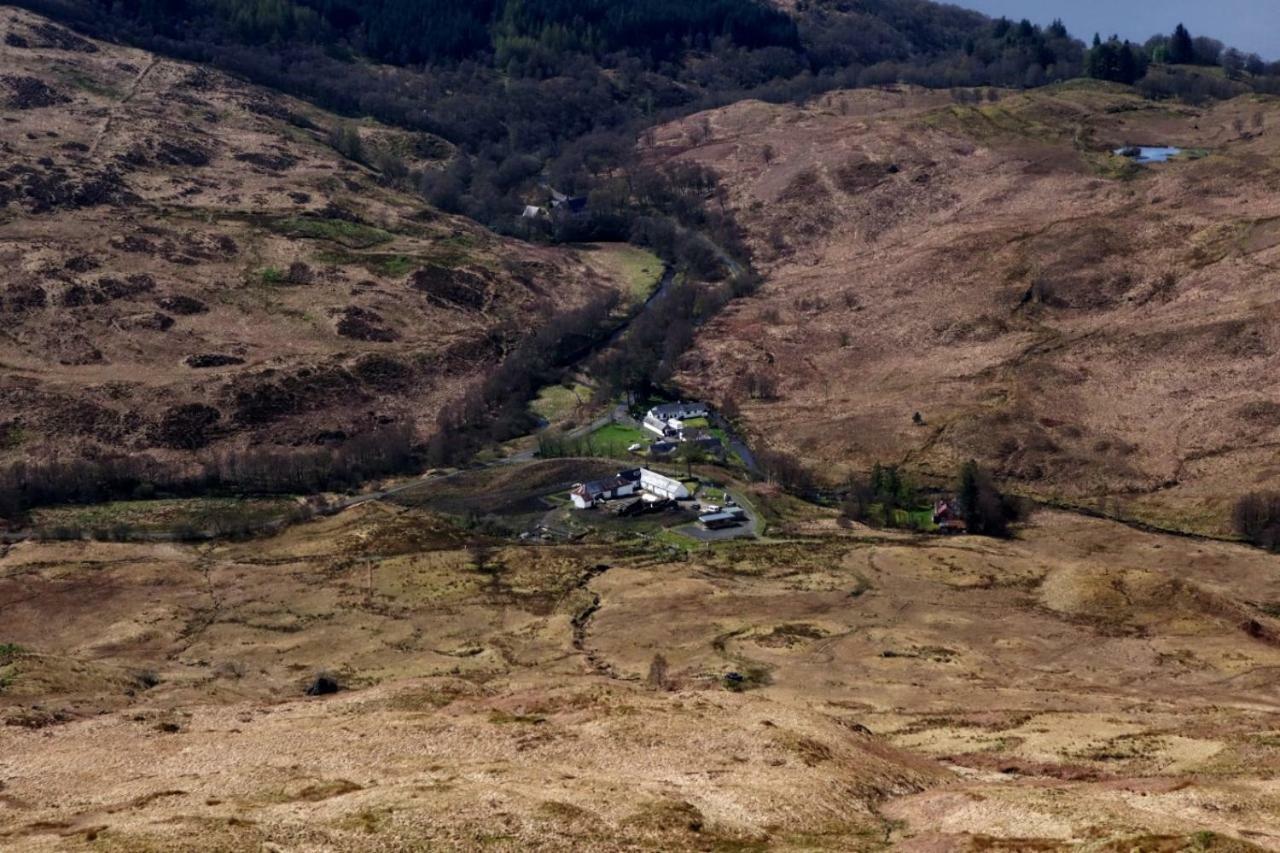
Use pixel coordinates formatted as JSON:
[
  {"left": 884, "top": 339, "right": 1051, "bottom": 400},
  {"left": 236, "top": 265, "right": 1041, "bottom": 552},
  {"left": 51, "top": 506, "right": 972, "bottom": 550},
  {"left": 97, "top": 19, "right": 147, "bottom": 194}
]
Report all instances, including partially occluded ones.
[
  {"left": 1168, "top": 23, "right": 1194, "bottom": 65},
  {"left": 956, "top": 460, "right": 1019, "bottom": 538}
]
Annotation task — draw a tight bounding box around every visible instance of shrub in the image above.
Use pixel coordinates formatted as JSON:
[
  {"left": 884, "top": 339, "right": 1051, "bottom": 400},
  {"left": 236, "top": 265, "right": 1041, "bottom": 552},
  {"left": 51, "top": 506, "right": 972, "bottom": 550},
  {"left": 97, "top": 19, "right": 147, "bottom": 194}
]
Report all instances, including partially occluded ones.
[
  {"left": 1233, "top": 492, "right": 1280, "bottom": 551},
  {"left": 0, "top": 643, "right": 24, "bottom": 665},
  {"left": 647, "top": 654, "right": 670, "bottom": 690},
  {"left": 306, "top": 672, "right": 342, "bottom": 696},
  {"left": 956, "top": 460, "right": 1024, "bottom": 538}
]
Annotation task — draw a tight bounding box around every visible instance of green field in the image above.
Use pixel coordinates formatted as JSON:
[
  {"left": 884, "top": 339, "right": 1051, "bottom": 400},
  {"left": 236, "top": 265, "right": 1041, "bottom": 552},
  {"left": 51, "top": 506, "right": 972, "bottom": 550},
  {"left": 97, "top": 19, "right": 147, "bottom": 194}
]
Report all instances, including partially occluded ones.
[
  {"left": 580, "top": 243, "right": 664, "bottom": 305},
  {"left": 531, "top": 382, "right": 594, "bottom": 424},
  {"left": 592, "top": 422, "right": 648, "bottom": 444},
  {"left": 538, "top": 422, "right": 651, "bottom": 460},
  {"left": 269, "top": 216, "right": 394, "bottom": 249},
  {"left": 31, "top": 497, "right": 300, "bottom": 538}
]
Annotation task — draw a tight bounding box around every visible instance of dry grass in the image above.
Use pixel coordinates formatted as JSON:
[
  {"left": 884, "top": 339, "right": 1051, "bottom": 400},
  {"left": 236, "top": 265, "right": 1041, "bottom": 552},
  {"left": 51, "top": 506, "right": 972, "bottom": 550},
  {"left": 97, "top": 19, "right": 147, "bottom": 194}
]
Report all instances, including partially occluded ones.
[
  {"left": 0, "top": 9, "right": 631, "bottom": 464},
  {"left": 650, "top": 85, "right": 1280, "bottom": 536},
  {"left": 4, "top": 490, "right": 1280, "bottom": 848}
]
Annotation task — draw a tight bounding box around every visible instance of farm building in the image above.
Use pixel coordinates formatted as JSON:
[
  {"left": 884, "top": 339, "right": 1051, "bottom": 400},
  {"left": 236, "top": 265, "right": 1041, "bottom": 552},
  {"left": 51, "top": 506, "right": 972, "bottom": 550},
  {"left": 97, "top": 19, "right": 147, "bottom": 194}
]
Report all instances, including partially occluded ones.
[
  {"left": 699, "top": 507, "right": 747, "bottom": 530},
  {"left": 570, "top": 476, "right": 638, "bottom": 509},
  {"left": 568, "top": 467, "right": 689, "bottom": 508},
  {"left": 643, "top": 401, "right": 710, "bottom": 437},
  {"left": 640, "top": 468, "right": 690, "bottom": 500},
  {"left": 933, "top": 499, "right": 967, "bottom": 534}
]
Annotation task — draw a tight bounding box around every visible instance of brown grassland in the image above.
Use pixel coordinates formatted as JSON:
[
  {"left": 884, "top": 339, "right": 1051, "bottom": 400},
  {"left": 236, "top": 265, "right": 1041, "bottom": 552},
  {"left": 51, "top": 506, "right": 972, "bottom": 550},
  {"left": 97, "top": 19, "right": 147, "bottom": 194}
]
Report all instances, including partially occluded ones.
[
  {"left": 653, "top": 84, "right": 1280, "bottom": 535},
  {"left": 2, "top": 463, "right": 1280, "bottom": 849},
  {"left": 4, "top": 8, "right": 1280, "bottom": 852},
  {"left": 0, "top": 7, "right": 629, "bottom": 462}
]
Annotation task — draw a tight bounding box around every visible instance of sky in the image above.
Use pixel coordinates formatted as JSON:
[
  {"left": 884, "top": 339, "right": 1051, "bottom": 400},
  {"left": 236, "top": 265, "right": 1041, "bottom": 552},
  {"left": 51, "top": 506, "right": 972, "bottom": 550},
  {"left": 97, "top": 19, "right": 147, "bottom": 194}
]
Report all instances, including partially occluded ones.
[{"left": 952, "top": 0, "right": 1280, "bottom": 60}]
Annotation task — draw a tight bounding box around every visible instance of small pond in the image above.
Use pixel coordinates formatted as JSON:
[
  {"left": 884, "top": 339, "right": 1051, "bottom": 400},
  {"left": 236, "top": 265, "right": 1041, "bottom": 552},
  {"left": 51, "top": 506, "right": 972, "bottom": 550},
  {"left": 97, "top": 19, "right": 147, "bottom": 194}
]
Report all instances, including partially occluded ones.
[{"left": 1115, "top": 145, "right": 1182, "bottom": 163}]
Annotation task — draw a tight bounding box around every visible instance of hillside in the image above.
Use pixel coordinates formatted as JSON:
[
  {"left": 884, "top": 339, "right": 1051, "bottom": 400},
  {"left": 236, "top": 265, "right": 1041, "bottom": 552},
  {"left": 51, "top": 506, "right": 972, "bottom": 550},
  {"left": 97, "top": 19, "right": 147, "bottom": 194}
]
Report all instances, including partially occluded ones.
[
  {"left": 0, "top": 8, "right": 628, "bottom": 466},
  {"left": 653, "top": 82, "right": 1280, "bottom": 533}
]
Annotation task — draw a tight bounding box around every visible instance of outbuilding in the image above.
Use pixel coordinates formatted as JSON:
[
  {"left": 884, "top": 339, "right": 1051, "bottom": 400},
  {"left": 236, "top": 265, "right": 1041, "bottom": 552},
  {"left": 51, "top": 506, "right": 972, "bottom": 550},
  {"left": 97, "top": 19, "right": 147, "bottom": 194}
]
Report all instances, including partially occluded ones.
[
  {"left": 639, "top": 468, "right": 690, "bottom": 500},
  {"left": 699, "top": 508, "right": 746, "bottom": 529},
  {"left": 570, "top": 476, "right": 638, "bottom": 509}
]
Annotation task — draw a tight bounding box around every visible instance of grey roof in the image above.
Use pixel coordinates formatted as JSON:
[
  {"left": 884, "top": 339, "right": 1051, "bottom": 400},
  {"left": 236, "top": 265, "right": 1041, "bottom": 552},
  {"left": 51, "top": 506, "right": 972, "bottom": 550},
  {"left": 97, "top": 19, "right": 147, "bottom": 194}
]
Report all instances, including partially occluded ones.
[
  {"left": 699, "top": 511, "right": 744, "bottom": 523},
  {"left": 650, "top": 401, "right": 707, "bottom": 419},
  {"left": 576, "top": 476, "right": 630, "bottom": 496}
]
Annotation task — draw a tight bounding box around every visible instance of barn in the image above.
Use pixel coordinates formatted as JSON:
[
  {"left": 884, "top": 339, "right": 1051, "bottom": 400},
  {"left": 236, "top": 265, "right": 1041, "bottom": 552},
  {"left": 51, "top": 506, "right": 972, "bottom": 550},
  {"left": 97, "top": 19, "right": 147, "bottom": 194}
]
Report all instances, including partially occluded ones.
[{"left": 639, "top": 468, "right": 690, "bottom": 500}]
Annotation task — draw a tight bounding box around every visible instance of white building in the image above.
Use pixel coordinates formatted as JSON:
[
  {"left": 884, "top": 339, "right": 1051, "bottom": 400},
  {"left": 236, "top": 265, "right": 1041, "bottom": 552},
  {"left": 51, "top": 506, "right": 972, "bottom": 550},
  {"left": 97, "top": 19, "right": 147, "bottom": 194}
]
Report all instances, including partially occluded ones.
[
  {"left": 642, "top": 401, "right": 710, "bottom": 437},
  {"left": 570, "top": 476, "right": 637, "bottom": 509},
  {"left": 639, "top": 468, "right": 690, "bottom": 500}
]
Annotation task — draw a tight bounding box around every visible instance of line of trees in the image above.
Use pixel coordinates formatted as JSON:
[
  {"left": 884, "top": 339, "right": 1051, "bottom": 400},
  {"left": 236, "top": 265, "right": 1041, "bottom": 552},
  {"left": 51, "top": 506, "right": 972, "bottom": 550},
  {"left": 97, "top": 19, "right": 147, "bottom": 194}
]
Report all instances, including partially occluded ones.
[
  {"left": 1085, "top": 22, "right": 1280, "bottom": 94},
  {"left": 23, "top": 1, "right": 1280, "bottom": 244},
  {"left": 0, "top": 420, "right": 418, "bottom": 523},
  {"left": 422, "top": 289, "right": 622, "bottom": 466},
  {"left": 955, "top": 459, "right": 1024, "bottom": 538},
  {"left": 840, "top": 463, "right": 922, "bottom": 529},
  {"left": 1234, "top": 492, "right": 1280, "bottom": 552},
  {"left": 11, "top": 0, "right": 1104, "bottom": 241},
  {"left": 23, "top": 1, "right": 1278, "bottom": 256},
  {"left": 838, "top": 459, "right": 1025, "bottom": 537}
]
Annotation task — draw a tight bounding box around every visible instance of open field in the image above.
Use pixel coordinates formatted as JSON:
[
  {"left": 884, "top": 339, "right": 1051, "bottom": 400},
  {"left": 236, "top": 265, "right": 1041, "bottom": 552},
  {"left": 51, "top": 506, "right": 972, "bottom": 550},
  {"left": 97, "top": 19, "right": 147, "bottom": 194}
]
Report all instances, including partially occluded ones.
[
  {"left": 530, "top": 382, "right": 595, "bottom": 425},
  {"left": 28, "top": 496, "right": 300, "bottom": 537},
  {"left": 577, "top": 243, "right": 665, "bottom": 307},
  {"left": 3, "top": 466, "right": 1280, "bottom": 848},
  {"left": 651, "top": 83, "right": 1280, "bottom": 535}
]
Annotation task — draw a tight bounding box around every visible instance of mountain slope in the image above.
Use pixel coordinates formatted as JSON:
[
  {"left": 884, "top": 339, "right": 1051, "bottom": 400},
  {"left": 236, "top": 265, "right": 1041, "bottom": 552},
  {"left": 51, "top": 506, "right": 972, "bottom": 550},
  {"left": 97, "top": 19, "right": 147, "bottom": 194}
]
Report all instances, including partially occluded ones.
[
  {"left": 0, "top": 8, "right": 625, "bottom": 464},
  {"left": 652, "top": 83, "right": 1280, "bottom": 532}
]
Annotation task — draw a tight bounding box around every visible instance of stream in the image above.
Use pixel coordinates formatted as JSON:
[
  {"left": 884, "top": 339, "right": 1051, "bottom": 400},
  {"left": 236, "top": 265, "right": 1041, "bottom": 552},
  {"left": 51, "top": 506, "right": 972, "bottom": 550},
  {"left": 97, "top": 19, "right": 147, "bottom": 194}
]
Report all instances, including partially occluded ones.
[{"left": 531, "top": 261, "right": 762, "bottom": 477}]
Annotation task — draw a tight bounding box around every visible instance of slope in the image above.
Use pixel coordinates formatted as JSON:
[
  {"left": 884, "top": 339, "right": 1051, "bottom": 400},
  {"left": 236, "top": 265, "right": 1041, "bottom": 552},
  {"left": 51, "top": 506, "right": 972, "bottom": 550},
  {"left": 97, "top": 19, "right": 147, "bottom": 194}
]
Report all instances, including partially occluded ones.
[
  {"left": 653, "top": 82, "right": 1280, "bottom": 533},
  {"left": 0, "top": 8, "right": 624, "bottom": 466}
]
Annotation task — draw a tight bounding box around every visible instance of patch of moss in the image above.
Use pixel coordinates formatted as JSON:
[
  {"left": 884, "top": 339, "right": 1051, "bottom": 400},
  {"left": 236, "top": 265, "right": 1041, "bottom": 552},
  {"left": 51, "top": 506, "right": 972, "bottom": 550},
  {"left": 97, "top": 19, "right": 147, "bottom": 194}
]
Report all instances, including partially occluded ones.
[
  {"left": 317, "top": 250, "right": 421, "bottom": 278},
  {"left": 488, "top": 710, "right": 546, "bottom": 724},
  {"left": 268, "top": 216, "right": 393, "bottom": 249},
  {"left": 1088, "top": 152, "right": 1144, "bottom": 181},
  {"left": 1, "top": 424, "right": 29, "bottom": 449}
]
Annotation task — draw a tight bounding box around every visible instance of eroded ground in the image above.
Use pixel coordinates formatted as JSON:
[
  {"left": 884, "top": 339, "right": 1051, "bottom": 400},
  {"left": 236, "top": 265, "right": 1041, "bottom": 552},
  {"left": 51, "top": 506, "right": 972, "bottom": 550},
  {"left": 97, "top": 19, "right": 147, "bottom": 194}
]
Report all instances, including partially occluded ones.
[{"left": 3, "top": 490, "right": 1280, "bottom": 850}]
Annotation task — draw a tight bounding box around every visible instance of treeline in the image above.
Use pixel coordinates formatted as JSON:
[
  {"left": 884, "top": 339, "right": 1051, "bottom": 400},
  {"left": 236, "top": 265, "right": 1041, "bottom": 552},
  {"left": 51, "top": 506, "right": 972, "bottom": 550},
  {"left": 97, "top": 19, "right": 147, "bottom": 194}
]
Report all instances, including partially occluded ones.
[
  {"left": 839, "top": 460, "right": 1024, "bottom": 537},
  {"left": 1085, "top": 22, "right": 1280, "bottom": 98},
  {"left": 422, "top": 289, "right": 622, "bottom": 466},
  {"left": 22, "top": 0, "right": 1279, "bottom": 245},
  {"left": 1234, "top": 492, "right": 1280, "bottom": 552},
  {"left": 0, "top": 421, "right": 417, "bottom": 523},
  {"left": 22, "top": 0, "right": 1094, "bottom": 240}
]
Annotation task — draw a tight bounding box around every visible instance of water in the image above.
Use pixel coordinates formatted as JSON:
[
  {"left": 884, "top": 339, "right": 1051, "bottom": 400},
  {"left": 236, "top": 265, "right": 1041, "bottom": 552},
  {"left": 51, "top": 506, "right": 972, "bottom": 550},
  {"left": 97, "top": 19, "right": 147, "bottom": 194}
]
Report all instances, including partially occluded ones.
[{"left": 1115, "top": 146, "right": 1182, "bottom": 163}]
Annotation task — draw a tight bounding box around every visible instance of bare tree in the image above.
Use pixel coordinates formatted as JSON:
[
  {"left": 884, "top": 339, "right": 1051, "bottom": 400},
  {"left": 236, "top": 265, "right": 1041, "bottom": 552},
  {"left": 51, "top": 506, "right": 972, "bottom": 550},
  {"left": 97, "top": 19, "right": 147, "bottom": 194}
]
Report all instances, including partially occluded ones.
[{"left": 647, "top": 653, "right": 670, "bottom": 690}]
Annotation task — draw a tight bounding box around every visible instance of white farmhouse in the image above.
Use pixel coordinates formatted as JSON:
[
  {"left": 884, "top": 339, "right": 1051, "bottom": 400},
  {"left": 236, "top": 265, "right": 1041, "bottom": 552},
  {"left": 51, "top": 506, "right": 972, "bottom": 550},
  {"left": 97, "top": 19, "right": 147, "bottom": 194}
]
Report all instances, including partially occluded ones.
[
  {"left": 642, "top": 401, "right": 710, "bottom": 437},
  {"left": 569, "top": 475, "right": 638, "bottom": 509}
]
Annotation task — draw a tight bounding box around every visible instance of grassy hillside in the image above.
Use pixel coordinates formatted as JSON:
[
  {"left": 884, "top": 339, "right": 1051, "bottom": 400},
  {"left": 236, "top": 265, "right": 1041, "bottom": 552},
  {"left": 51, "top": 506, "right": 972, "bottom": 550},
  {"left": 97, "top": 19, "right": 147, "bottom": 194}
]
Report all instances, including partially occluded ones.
[
  {"left": 0, "top": 9, "right": 628, "bottom": 484},
  {"left": 655, "top": 82, "right": 1280, "bottom": 534}
]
